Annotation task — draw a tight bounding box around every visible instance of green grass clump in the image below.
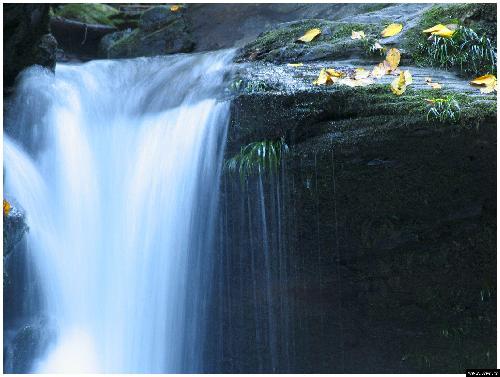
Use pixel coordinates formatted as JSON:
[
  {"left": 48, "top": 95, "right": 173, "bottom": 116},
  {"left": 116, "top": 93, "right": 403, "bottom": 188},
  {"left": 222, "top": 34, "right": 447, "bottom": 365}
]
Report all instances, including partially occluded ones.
[
  {"left": 426, "top": 95, "right": 461, "bottom": 124},
  {"left": 405, "top": 4, "right": 497, "bottom": 75},
  {"left": 225, "top": 138, "right": 289, "bottom": 180},
  {"left": 421, "top": 26, "right": 496, "bottom": 76}
]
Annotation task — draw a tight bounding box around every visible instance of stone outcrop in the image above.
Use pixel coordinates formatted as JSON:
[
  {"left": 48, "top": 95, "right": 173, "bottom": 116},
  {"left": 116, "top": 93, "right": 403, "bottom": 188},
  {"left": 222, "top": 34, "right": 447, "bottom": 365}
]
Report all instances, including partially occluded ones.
[
  {"left": 99, "top": 6, "right": 194, "bottom": 59},
  {"left": 3, "top": 4, "right": 57, "bottom": 88}
]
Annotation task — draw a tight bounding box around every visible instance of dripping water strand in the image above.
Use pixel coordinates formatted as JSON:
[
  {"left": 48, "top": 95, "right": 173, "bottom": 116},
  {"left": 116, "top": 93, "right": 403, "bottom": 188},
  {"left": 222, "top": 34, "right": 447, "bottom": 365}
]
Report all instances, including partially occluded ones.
[{"left": 331, "top": 142, "right": 345, "bottom": 372}]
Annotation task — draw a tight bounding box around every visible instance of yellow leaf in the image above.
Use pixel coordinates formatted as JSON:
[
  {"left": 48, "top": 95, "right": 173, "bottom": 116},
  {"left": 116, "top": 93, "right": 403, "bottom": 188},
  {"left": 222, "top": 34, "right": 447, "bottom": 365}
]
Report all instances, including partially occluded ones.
[
  {"left": 385, "top": 48, "right": 401, "bottom": 71},
  {"left": 313, "top": 69, "right": 328, "bottom": 85},
  {"left": 381, "top": 23, "right": 403, "bottom": 38},
  {"left": 325, "top": 69, "right": 345, "bottom": 78},
  {"left": 313, "top": 68, "right": 338, "bottom": 85},
  {"left": 422, "top": 24, "right": 446, "bottom": 33},
  {"left": 371, "top": 64, "right": 386, "bottom": 79},
  {"left": 3, "top": 199, "right": 11, "bottom": 216},
  {"left": 422, "top": 24, "right": 455, "bottom": 38},
  {"left": 403, "top": 70, "right": 413, "bottom": 85},
  {"left": 427, "top": 82, "right": 442, "bottom": 89},
  {"left": 351, "top": 30, "right": 366, "bottom": 40},
  {"left": 470, "top": 74, "right": 497, "bottom": 94},
  {"left": 470, "top": 74, "right": 497, "bottom": 87},
  {"left": 297, "top": 28, "right": 321, "bottom": 43},
  {"left": 390, "top": 72, "right": 407, "bottom": 95},
  {"left": 433, "top": 28, "right": 455, "bottom": 38},
  {"left": 354, "top": 68, "right": 370, "bottom": 80},
  {"left": 313, "top": 68, "right": 345, "bottom": 85},
  {"left": 287, "top": 63, "right": 304, "bottom": 67},
  {"left": 170, "top": 4, "right": 181, "bottom": 11}
]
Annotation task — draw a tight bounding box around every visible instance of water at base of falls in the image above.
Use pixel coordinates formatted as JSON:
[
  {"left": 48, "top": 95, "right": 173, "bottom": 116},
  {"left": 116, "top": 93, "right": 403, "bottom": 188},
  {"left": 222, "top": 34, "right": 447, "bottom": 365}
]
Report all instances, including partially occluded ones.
[{"left": 4, "top": 50, "right": 233, "bottom": 373}]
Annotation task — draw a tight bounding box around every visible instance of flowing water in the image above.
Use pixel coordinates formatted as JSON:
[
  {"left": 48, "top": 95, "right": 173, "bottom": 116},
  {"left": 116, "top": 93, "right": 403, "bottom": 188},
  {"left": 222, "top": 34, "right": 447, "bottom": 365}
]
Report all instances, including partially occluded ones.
[{"left": 4, "top": 50, "right": 233, "bottom": 373}]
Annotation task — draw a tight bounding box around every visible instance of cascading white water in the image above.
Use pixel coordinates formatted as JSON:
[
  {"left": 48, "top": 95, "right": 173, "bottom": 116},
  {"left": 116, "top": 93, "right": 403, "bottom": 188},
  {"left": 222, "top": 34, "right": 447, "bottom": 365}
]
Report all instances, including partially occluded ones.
[{"left": 4, "top": 50, "right": 233, "bottom": 373}]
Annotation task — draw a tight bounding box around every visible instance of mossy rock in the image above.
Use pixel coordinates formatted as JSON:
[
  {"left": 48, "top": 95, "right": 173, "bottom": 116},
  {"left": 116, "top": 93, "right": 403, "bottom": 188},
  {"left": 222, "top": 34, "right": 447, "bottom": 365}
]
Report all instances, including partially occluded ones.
[
  {"left": 99, "top": 10, "right": 194, "bottom": 59},
  {"left": 54, "top": 4, "right": 120, "bottom": 26},
  {"left": 228, "top": 83, "right": 496, "bottom": 154},
  {"left": 235, "top": 19, "right": 380, "bottom": 63}
]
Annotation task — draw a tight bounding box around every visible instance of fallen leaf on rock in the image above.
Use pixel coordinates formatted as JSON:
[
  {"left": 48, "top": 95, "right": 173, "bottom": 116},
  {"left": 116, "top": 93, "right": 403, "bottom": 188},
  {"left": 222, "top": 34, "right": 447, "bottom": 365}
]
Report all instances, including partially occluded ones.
[
  {"left": 297, "top": 28, "right": 321, "bottom": 42},
  {"left": 351, "top": 30, "right": 366, "bottom": 40},
  {"left": 390, "top": 70, "right": 412, "bottom": 95},
  {"left": 3, "top": 199, "right": 11, "bottom": 216},
  {"left": 313, "top": 69, "right": 329, "bottom": 85},
  {"left": 427, "top": 82, "right": 442, "bottom": 89},
  {"left": 423, "top": 24, "right": 446, "bottom": 33},
  {"left": 391, "top": 73, "right": 406, "bottom": 95},
  {"left": 386, "top": 48, "right": 401, "bottom": 71},
  {"left": 470, "top": 74, "right": 497, "bottom": 86},
  {"left": 170, "top": 4, "right": 181, "bottom": 11},
  {"left": 381, "top": 23, "right": 403, "bottom": 37},
  {"left": 371, "top": 60, "right": 390, "bottom": 79},
  {"left": 287, "top": 63, "right": 304, "bottom": 67},
  {"left": 470, "top": 74, "right": 497, "bottom": 93},
  {"left": 423, "top": 24, "right": 455, "bottom": 38},
  {"left": 403, "top": 70, "right": 413, "bottom": 85},
  {"left": 313, "top": 68, "right": 340, "bottom": 85},
  {"left": 325, "top": 69, "right": 345, "bottom": 78}
]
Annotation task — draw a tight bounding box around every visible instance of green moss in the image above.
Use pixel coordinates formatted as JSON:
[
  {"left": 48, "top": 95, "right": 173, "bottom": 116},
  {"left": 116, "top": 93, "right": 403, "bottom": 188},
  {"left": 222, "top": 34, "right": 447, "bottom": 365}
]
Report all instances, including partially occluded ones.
[
  {"left": 236, "top": 20, "right": 379, "bottom": 62},
  {"left": 107, "top": 29, "right": 141, "bottom": 57},
  {"left": 54, "top": 4, "right": 119, "bottom": 26}
]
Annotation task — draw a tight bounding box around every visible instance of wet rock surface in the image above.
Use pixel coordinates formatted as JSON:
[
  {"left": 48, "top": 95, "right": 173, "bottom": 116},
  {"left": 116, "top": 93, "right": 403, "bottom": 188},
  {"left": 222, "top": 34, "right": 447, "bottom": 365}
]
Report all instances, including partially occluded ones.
[
  {"left": 215, "top": 73, "right": 496, "bottom": 373},
  {"left": 214, "top": 4, "right": 496, "bottom": 372},
  {"left": 3, "top": 202, "right": 49, "bottom": 374},
  {"left": 99, "top": 6, "right": 194, "bottom": 59},
  {"left": 3, "top": 4, "right": 57, "bottom": 88}
]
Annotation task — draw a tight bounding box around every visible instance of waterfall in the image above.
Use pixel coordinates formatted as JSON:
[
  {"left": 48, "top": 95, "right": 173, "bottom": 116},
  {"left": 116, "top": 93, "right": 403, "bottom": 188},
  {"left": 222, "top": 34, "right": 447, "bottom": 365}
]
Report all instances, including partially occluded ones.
[{"left": 4, "top": 50, "right": 233, "bottom": 373}]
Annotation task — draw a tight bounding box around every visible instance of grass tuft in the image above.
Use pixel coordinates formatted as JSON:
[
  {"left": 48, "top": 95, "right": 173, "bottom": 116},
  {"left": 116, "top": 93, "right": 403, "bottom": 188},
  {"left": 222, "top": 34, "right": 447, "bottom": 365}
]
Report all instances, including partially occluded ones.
[
  {"left": 225, "top": 138, "right": 289, "bottom": 181},
  {"left": 426, "top": 95, "right": 461, "bottom": 124}
]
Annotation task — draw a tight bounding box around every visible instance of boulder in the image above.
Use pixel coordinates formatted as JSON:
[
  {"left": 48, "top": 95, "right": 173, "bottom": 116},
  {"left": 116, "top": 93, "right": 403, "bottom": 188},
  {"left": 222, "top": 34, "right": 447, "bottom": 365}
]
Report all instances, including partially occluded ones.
[
  {"left": 3, "top": 4, "right": 57, "bottom": 88},
  {"left": 4, "top": 319, "right": 55, "bottom": 373},
  {"left": 99, "top": 6, "right": 194, "bottom": 59}
]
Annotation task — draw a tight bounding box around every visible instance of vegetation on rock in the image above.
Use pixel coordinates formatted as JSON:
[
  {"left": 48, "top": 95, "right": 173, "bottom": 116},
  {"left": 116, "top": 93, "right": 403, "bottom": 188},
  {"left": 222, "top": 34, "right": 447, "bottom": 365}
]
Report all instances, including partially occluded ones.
[
  {"left": 404, "top": 4, "right": 497, "bottom": 76},
  {"left": 225, "top": 138, "right": 289, "bottom": 180},
  {"left": 53, "top": 4, "right": 119, "bottom": 26}
]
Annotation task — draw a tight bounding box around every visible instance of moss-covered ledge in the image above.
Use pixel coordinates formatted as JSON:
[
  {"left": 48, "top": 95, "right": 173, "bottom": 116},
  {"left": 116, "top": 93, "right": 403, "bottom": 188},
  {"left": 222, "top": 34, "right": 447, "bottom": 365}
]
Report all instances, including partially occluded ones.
[
  {"left": 227, "top": 83, "right": 496, "bottom": 156},
  {"left": 235, "top": 19, "right": 382, "bottom": 64}
]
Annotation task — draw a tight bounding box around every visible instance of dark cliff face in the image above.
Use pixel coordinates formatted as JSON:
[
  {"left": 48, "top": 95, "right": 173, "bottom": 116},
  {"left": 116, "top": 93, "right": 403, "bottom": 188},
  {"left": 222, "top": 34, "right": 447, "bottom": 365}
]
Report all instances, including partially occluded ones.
[
  {"left": 3, "top": 4, "right": 57, "bottom": 89},
  {"left": 209, "top": 86, "right": 496, "bottom": 373}
]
